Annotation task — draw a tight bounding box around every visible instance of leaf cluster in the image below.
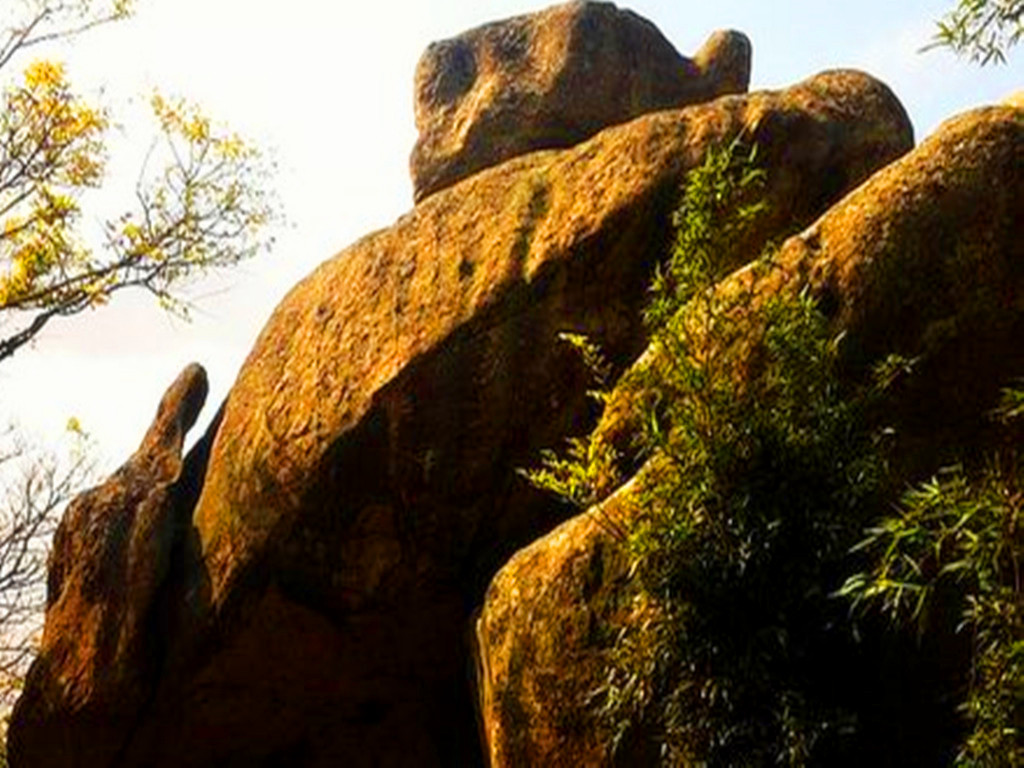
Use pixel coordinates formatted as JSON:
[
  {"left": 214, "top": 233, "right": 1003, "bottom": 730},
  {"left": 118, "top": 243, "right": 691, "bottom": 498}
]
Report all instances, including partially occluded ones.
[
  {"left": 528, "top": 127, "right": 1024, "bottom": 764},
  {"left": 520, "top": 332, "right": 616, "bottom": 511},
  {"left": 608, "top": 143, "right": 887, "bottom": 766},
  {"left": 841, "top": 400, "right": 1024, "bottom": 765},
  {"left": 0, "top": 1, "right": 278, "bottom": 363},
  {"left": 927, "top": 0, "right": 1023, "bottom": 64},
  {"left": 527, "top": 139, "right": 890, "bottom": 764}
]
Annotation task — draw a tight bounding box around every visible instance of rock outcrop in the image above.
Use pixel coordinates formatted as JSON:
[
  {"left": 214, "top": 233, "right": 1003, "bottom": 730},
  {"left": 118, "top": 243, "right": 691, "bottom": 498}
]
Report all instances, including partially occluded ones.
[
  {"left": 8, "top": 3, "right": 943, "bottom": 765},
  {"left": 475, "top": 104, "right": 1024, "bottom": 767},
  {"left": 10, "top": 65, "right": 912, "bottom": 767},
  {"left": 195, "top": 68, "right": 911, "bottom": 615},
  {"left": 593, "top": 101, "right": 1024, "bottom": 486},
  {"left": 177, "top": 72, "right": 905, "bottom": 768},
  {"left": 11, "top": 364, "right": 208, "bottom": 767},
  {"left": 410, "top": 1, "right": 751, "bottom": 201}
]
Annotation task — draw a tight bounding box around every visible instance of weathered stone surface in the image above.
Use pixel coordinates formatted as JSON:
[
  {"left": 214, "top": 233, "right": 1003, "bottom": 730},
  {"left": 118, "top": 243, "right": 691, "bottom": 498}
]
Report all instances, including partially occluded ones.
[
  {"left": 476, "top": 104, "right": 1024, "bottom": 766},
  {"left": 196, "top": 69, "right": 911, "bottom": 611},
  {"left": 410, "top": 1, "right": 752, "bottom": 201},
  {"left": 604, "top": 102, "right": 1024, "bottom": 485},
  {"left": 11, "top": 70, "right": 912, "bottom": 767},
  {"left": 476, "top": 475, "right": 645, "bottom": 767},
  {"left": 172, "top": 70, "right": 906, "bottom": 768},
  {"left": 10, "top": 364, "right": 208, "bottom": 767}
]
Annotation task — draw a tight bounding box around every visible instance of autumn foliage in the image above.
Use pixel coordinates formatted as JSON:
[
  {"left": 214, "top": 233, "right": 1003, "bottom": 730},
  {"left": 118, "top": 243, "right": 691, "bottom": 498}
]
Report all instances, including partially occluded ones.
[{"left": 0, "top": 1, "right": 275, "bottom": 363}]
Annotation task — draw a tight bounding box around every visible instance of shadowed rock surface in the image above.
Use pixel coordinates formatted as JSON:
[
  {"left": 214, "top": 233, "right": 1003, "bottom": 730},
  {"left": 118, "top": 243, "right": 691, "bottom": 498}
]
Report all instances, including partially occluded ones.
[
  {"left": 477, "top": 475, "right": 645, "bottom": 767},
  {"left": 10, "top": 364, "right": 208, "bottom": 767},
  {"left": 476, "top": 104, "right": 1024, "bottom": 767},
  {"left": 410, "top": 1, "right": 752, "bottom": 201}
]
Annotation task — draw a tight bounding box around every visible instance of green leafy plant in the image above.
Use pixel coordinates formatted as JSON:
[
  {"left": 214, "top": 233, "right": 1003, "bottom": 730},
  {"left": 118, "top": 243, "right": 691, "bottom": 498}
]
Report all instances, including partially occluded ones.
[
  {"left": 520, "top": 332, "right": 617, "bottom": 512},
  {"left": 841, "top": 387, "right": 1024, "bottom": 766},
  {"left": 926, "top": 0, "right": 1023, "bottom": 64},
  {"left": 614, "top": 251, "right": 883, "bottom": 763},
  {"left": 527, "top": 138, "right": 891, "bottom": 764},
  {"left": 528, "top": 122, "right": 1024, "bottom": 766}
]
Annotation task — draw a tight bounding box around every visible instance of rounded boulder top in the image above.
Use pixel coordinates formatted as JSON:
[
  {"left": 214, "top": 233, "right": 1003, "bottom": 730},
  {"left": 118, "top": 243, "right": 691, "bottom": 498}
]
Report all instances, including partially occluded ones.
[{"left": 410, "top": 0, "right": 752, "bottom": 202}]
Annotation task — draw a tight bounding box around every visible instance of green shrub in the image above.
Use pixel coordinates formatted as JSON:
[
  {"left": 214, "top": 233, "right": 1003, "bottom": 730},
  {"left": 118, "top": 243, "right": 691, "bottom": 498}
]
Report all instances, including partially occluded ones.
[
  {"left": 618, "top": 140, "right": 894, "bottom": 765},
  {"left": 527, "top": 137, "right": 1022, "bottom": 765},
  {"left": 528, "top": 138, "right": 889, "bottom": 764},
  {"left": 840, "top": 391, "right": 1024, "bottom": 766}
]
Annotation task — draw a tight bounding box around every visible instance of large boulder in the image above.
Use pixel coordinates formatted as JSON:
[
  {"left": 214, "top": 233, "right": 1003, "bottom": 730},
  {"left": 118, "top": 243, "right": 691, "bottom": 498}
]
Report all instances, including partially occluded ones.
[
  {"left": 410, "top": 1, "right": 752, "bottom": 201},
  {"left": 475, "top": 104, "right": 1024, "bottom": 766},
  {"left": 594, "top": 102, "right": 1024, "bottom": 486},
  {"left": 184, "top": 70, "right": 908, "bottom": 767},
  {"left": 10, "top": 364, "right": 208, "bottom": 767},
  {"left": 10, "top": 70, "right": 912, "bottom": 767},
  {"left": 196, "top": 69, "right": 911, "bottom": 611}
]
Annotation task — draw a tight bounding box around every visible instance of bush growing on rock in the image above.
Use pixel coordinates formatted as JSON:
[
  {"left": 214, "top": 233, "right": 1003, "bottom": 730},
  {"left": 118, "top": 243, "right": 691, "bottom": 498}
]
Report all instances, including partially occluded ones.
[
  {"left": 841, "top": 394, "right": 1024, "bottom": 766},
  {"left": 527, "top": 134, "right": 1024, "bottom": 764},
  {"left": 528, "top": 137, "right": 892, "bottom": 763}
]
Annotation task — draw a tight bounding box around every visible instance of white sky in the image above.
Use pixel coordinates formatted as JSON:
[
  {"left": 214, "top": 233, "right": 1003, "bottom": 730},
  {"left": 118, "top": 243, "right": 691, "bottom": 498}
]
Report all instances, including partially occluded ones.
[{"left": 0, "top": 0, "right": 1020, "bottom": 470}]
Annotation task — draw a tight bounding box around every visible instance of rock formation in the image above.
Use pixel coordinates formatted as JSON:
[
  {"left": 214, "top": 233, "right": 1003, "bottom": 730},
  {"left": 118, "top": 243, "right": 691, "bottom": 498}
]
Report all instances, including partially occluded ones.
[
  {"left": 476, "top": 103, "right": 1024, "bottom": 766},
  {"left": 477, "top": 475, "right": 645, "bottom": 767},
  {"left": 181, "top": 72, "right": 902, "bottom": 768},
  {"left": 15, "top": 3, "right": 990, "bottom": 766},
  {"left": 12, "top": 67, "right": 911, "bottom": 768},
  {"left": 11, "top": 364, "right": 208, "bottom": 767},
  {"left": 410, "top": 1, "right": 751, "bottom": 201}
]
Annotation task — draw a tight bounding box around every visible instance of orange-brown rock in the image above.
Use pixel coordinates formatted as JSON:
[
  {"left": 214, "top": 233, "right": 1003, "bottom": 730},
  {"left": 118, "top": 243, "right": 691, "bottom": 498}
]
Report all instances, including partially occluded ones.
[
  {"left": 476, "top": 104, "right": 1024, "bottom": 766},
  {"left": 10, "top": 364, "right": 208, "bottom": 767},
  {"left": 10, "top": 71, "right": 912, "bottom": 767},
  {"left": 410, "top": 1, "right": 752, "bottom": 201},
  {"left": 197, "top": 67, "right": 911, "bottom": 606},
  {"left": 596, "top": 102, "right": 1024, "bottom": 494},
  {"left": 476, "top": 474, "right": 648, "bottom": 767},
  {"left": 774, "top": 106, "right": 1024, "bottom": 470},
  {"left": 180, "top": 70, "right": 906, "bottom": 767}
]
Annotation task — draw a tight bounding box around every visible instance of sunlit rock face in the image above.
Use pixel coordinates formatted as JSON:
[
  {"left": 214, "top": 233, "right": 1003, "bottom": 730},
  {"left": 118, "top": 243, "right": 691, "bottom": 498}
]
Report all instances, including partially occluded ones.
[
  {"left": 8, "top": 6, "right": 920, "bottom": 767},
  {"left": 409, "top": 0, "right": 752, "bottom": 202},
  {"left": 10, "top": 364, "right": 208, "bottom": 767},
  {"left": 476, "top": 103, "right": 1024, "bottom": 767}
]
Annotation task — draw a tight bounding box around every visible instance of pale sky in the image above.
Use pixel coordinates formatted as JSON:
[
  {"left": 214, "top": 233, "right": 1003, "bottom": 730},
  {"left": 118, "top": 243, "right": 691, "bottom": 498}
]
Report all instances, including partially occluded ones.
[{"left": 0, "top": 0, "right": 1020, "bottom": 470}]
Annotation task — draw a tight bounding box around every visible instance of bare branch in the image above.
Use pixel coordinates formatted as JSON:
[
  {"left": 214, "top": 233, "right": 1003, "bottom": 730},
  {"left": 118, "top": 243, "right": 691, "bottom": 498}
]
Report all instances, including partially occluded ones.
[
  {"left": 0, "top": 425, "right": 94, "bottom": 708},
  {"left": 0, "top": 2, "right": 134, "bottom": 74}
]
